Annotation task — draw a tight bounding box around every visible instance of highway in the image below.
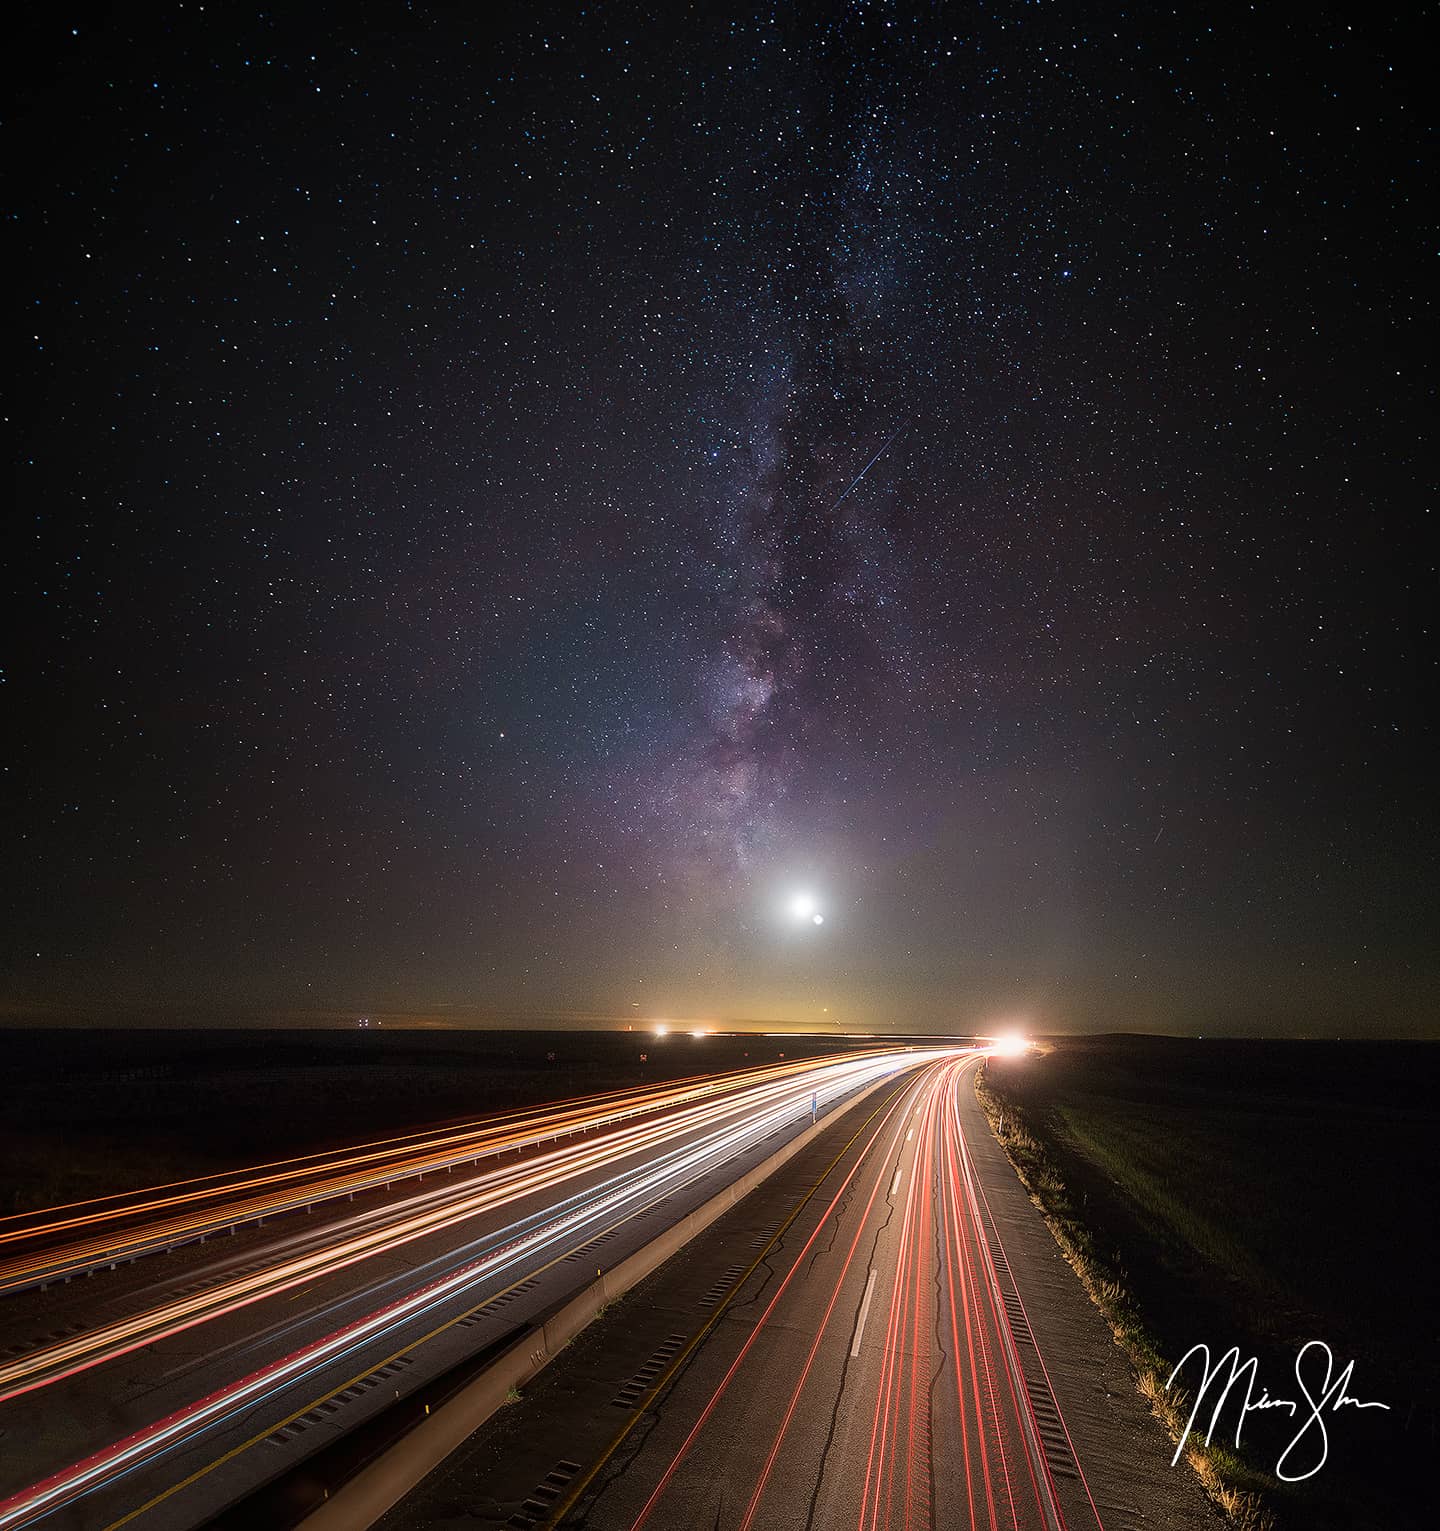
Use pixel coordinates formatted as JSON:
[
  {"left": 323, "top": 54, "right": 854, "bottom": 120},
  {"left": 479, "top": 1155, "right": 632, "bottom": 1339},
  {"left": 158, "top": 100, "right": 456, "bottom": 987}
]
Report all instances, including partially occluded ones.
[
  {"left": 379, "top": 1052, "right": 1218, "bottom": 1531},
  {"left": 0, "top": 1049, "right": 931, "bottom": 1530},
  {"left": 515, "top": 1053, "right": 1098, "bottom": 1530}
]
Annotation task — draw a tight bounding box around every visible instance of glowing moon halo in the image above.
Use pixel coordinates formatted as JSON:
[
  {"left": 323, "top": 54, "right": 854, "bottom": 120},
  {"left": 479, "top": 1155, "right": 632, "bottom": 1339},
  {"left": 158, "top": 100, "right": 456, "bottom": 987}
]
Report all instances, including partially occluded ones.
[{"left": 783, "top": 890, "right": 827, "bottom": 928}]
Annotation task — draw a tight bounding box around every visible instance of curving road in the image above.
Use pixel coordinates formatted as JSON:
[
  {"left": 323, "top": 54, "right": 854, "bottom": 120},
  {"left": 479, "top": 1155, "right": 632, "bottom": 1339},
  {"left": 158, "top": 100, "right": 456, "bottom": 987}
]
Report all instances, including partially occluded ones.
[
  {"left": 547, "top": 1053, "right": 1104, "bottom": 1531},
  {"left": 0, "top": 1050, "right": 934, "bottom": 1530},
  {"left": 377, "top": 1050, "right": 1218, "bottom": 1531}
]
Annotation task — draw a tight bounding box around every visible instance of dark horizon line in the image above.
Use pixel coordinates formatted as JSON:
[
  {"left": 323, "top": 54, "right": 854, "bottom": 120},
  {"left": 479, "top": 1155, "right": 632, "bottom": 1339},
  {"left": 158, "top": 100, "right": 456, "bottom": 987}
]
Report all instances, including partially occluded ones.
[{"left": 0, "top": 1017, "right": 1435, "bottom": 1043}]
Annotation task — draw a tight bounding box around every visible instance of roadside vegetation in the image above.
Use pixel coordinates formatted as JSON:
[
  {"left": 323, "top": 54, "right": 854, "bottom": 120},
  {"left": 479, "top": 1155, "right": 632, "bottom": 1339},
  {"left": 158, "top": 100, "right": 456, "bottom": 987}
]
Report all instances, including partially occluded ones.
[
  {"left": 977, "top": 1036, "right": 1438, "bottom": 1531},
  {"left": 975, "top": 1060, "right": 1276, "bottom": 1530}
]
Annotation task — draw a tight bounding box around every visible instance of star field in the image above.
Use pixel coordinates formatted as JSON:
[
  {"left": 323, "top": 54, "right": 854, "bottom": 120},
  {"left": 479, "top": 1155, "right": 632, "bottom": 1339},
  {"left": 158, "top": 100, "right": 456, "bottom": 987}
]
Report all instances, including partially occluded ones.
[{"left": 5, "top": 2, "right": 1433, "bottom": 1034}]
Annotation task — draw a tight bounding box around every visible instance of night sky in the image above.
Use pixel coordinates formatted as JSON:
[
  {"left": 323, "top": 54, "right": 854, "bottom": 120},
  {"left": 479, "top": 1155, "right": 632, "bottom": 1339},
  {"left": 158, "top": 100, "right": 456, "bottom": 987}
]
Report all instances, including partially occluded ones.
[{"left": 6, "top": 3, "right": 1433, "bottom": 1036}]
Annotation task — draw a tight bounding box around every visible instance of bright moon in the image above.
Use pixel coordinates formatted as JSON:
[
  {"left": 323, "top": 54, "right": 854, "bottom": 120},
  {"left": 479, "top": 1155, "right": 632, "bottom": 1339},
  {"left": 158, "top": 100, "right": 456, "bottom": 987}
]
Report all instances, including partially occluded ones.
[{"left": 788, "top": 891, "right": 818, "bottom": 920}]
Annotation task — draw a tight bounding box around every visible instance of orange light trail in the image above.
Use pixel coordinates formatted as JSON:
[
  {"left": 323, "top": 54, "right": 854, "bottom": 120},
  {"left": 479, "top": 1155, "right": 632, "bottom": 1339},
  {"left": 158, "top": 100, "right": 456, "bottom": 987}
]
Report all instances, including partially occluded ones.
[{"left": 0, "top": 1050, "right": 927, "bottom": 1530}]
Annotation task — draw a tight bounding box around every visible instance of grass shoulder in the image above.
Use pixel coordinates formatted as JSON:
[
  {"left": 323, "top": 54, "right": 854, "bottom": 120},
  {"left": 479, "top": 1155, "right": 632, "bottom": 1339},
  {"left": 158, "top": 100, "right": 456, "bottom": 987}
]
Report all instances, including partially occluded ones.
[{"left": 975, "top": 1057, "right": 1276, "bottom": 1531}]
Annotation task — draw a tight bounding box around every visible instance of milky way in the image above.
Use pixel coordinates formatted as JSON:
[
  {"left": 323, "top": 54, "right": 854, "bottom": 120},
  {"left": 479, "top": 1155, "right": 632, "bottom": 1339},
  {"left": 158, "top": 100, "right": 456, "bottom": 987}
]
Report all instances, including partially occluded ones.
[
  {"left": 6, "top": 4, "right": 1431, "bottom": 1032},
  {"left": 634, "top": 100, "right": 927, "bottom": 887}
]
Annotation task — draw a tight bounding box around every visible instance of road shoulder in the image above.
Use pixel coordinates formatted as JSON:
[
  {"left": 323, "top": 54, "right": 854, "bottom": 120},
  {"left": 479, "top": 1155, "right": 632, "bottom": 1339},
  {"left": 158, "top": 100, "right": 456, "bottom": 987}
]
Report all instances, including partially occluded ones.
[{"left": 956, "top": 1067, "right": 1220, "bottom": 1530}]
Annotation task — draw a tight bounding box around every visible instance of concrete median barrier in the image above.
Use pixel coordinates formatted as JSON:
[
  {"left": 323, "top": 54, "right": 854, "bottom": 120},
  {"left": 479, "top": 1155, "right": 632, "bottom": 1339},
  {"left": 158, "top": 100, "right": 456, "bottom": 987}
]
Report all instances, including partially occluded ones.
[{"left": 296, "top": 1074, "right": 897, "bottom": 1530}]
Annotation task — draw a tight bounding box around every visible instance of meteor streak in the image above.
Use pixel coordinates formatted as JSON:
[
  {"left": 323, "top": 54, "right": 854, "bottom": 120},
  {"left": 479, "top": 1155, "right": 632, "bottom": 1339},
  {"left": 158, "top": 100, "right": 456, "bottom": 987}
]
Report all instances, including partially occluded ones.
[{"left": 823, "top": 425, "right": 906, "bottom": 515}]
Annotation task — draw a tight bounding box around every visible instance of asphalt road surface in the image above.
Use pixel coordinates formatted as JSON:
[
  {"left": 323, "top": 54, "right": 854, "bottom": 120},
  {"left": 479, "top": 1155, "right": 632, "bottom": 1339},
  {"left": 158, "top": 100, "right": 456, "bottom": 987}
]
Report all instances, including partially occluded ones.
[
  {"left": 381, "top": 1054, "right": 1217, "bottom": 1531},
  {"left": 0, "top": 1051, "right": 928, "bottom": 1530}
]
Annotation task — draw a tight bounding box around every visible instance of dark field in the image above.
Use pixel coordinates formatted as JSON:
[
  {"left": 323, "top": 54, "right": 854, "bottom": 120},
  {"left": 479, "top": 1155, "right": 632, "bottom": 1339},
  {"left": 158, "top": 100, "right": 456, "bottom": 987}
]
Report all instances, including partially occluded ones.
[
  {"left": 982, "top": 1035, "right": 1439, "bottom": 1531},
  {"left": 0, "top": 1028, "right": 891, "bottom": 1215}
]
